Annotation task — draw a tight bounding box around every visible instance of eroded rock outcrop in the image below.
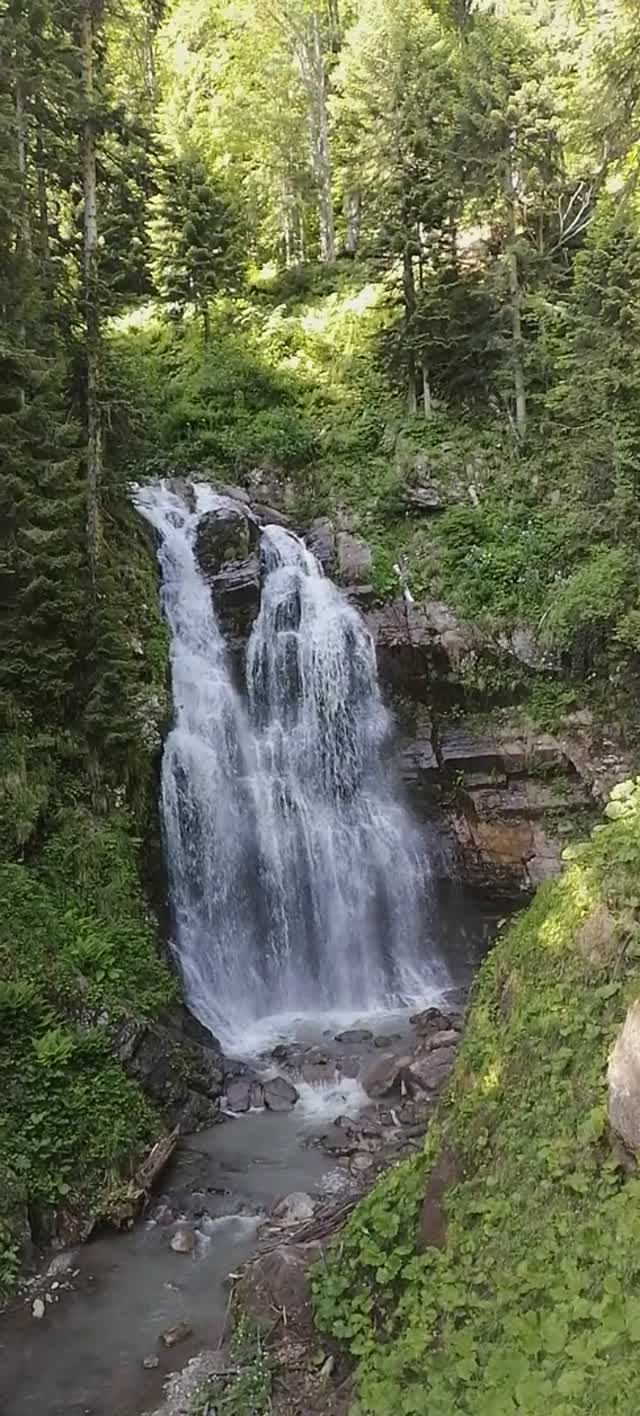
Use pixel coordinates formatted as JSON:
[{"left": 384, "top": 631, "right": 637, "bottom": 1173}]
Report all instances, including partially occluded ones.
[{"left": 115, "top": 1006, "right": 224, "bottom": 1131}]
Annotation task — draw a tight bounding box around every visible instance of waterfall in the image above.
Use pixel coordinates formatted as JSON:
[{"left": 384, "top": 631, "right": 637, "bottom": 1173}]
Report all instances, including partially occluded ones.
[{"left": 134, "top": 482, "right": 446, "bottom": 1050}]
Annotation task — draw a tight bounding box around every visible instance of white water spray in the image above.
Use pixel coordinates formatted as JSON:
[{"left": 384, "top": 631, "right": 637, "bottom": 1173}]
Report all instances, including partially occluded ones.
[{"left": 134, "top": 482, "right": 447, "bottom": 1049}]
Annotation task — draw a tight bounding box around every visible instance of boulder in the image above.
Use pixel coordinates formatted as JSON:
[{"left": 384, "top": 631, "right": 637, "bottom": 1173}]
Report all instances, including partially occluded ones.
[
  {"left": 236, "top": 1242, "right": 322, "bottom": 1324},
  {"left": 195, "top": 502, "right": 258, "bottom": 574},
  {"left": 363, "top": 1053, "right": 413, "bottom": 1099},
  {"left": 225, "top": 1079, "right": 253, "bottom": 1113},
  {"left": 608, "top": 1002, "right": 640, "bottom": 1151},
  {"left": 306, "top": 517, "right": 336, "bottom": 571},
  {"left": 271, "top": 1192, "right": 316, "bottom": 1226},
  {"left": 334, "top": 1028, "right": 373, "bottom": 1044},
  {"left": 336, "top": 531, "right": 372, "bottom": 584},
  {"left": 408, "top": 1046, "right": 457, "bottom": 1095},
  {"left": 263, "top": 1076, "right": 299, "bottom": 1111}
]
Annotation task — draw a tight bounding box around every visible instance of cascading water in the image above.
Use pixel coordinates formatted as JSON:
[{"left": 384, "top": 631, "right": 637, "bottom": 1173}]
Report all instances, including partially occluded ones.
[{"left": 134, "top": 481, "right": 447, "bottom": 1049}]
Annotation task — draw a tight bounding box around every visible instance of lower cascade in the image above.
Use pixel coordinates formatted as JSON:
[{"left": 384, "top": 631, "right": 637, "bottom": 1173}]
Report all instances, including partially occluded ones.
[{"left": 135, "top": 481, "right": 446, "bottom": 1048}]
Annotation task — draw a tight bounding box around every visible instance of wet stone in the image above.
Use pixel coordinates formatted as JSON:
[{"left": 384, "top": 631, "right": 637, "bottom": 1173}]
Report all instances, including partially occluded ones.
[
  {"left": 263, "top": 1076, "right": 299, "bottom": 1112},
  {"left": 334, "top": 1028, "right": 374, "bottom": 1044},
  {"left": 143, "top": 1355, "right": 160, "bottom": 1370},
  {"left": 170, "top": 1228, "right": 195, "bottom": 1255},
  {"left": 161, "top": 1321, "right": 193, "bottom": 1348}
]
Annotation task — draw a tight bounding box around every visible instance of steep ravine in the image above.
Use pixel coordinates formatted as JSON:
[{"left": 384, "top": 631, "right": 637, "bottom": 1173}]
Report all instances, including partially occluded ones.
[{"left": 3, "top": 475, "right": 635, "bottom": 1416}]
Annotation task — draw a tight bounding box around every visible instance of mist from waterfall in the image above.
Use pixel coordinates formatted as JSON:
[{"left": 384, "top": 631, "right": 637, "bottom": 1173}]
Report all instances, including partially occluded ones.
[{"left": 134, "top": 481, "right": 447, "bottom": 1050}]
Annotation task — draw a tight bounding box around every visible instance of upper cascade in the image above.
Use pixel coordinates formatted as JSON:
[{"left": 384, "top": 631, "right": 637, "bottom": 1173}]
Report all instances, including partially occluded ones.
[{"left": 134, "top": 480, "right": 447, "bottom": 1050}]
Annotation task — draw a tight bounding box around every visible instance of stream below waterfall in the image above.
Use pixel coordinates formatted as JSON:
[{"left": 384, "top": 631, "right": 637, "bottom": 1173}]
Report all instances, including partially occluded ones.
[
  {"left": 2, "top": 481, "right": 507, "bottom": 1415},
  {"left": 1, "top": 893, "right": 501, "bottom": 1416}
]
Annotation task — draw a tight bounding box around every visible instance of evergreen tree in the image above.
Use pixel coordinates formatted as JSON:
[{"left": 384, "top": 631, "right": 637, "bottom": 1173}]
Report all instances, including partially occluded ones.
[{"left": 151, "top": 149, "right": 241, "bottom": 341}]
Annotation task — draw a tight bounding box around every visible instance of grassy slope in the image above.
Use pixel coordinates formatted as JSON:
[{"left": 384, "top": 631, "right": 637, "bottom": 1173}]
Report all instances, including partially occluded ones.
[{"left": 313, "top": 783, "right": 640, "bottom": 1415}]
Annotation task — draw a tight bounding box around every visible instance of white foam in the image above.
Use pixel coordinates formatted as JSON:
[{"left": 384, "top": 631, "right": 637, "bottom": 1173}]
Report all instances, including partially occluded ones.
[{"left": 295, "top": 1074, "right": 369, "bottom": 1123}]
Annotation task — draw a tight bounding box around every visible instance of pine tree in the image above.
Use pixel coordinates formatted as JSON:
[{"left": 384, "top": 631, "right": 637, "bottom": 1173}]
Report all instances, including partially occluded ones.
[{"left": 151, "top": 150, "right": 241, "bottom": 342}]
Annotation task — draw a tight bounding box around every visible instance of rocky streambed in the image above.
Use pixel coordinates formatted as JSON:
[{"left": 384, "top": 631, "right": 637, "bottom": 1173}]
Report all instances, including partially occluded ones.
[{"left": 1, "top": 988, "right": 472, "bottom": 1416}]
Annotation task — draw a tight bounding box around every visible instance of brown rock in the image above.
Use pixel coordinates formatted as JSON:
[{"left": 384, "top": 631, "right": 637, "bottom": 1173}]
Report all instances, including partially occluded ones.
[
  {"left": 418, "top": 1149, "right": 460, "bottom": 1250},
  {"left": 408, "top": 1047, "right": 457, "bottom": 1094},
  {"left": 362, "top": 1053, "right": 413, "bottom": 1099},
  {"left": 237, "top": 1242, "right": 322, "bottom": 1324},
  {"left": 160, "top": 1321, "right": 193, "bottom": 1348},
  {"left": 170, "top": 1228, "right": 195, "bottom": 1255}
]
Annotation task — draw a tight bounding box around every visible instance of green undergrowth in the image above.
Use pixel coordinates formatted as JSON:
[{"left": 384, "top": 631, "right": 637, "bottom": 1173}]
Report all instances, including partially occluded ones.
[
  {"left": 314, "top": 781, "right": 640, "bottom": 1415},
  {"left": 189, "top": 1315, "right": 273, "bottom": 1415},
  {"left": 0, "top": 808, "right": 175, "bottom": 1295}
]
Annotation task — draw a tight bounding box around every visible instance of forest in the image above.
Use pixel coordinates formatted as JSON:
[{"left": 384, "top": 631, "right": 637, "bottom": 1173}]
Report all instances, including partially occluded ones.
[{"left": 3, "top": 0, "right": 640, "bottom": 1409}]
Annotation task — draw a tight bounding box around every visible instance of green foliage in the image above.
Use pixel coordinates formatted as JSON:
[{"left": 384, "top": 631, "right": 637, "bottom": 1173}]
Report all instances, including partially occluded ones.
[
  {"left": 0, "top": 810, "right": 175, "bottom": 1294},
  {"left": 314, "top": 783, "right": 640, "bottom": 1413},
  {"left": 189, "top": 1315, "right": 273, "bottom": 1415}
]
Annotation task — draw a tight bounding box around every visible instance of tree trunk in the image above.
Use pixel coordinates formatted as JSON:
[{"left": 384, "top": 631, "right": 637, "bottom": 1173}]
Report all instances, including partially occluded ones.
[
  {"left": 403, "top": 243, "right": 417, "bottom": 414},
  {"left": 297, "top": 11, "right": 335, "bottom": 263},
  {"left": 344, "top": 189, "right": 360, "bottom": 255},
  {"left": 35, "top": 124, "right": 51, "bottom": 280},
  {"left": 81, "top": 0, "right": 102, "bottom": 575},
  {"left": 202, "top": 300, "right": 210, "bottom": 346},
  {"left": 422, "top": 359, "right": 433, "bottom": 418},
  {"left": 15, "top": 75, "right": 32, "bottom": 260},
  {"left": 504, "top": 145, "right": 527, "bottom": 438}
]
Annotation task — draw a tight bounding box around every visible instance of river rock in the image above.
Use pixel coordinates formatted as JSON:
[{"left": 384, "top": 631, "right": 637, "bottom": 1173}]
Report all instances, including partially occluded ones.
[
  {"left": 225, "top": 1079, "right": 253, "bottom": 1113},
  {"left": 363, "top": 1053, "right": 413, "bottom": 1099},
  {"left": 160, "top": 1321, "right": 193, "bottom": 1349},
  {"left": 170, "top": 1228, "right": 195, "bottom": 1254},
  {"left": 351, "top": 1153, "right": 373, "bottom": 1173},
  {"left": 334, "top": 1028, "right": 373, "bottom": 1044},
  {"left": 271, "top": 1192, "right": 316, "bottom": 1226},
  {"left": 408, "top": 1046, "right": 457, "bottom": 1094},
  {"left": 143, "top": 1355, "right": 160, "bottom": 1370},
  {"left": 336, "top": 531, "right": 372, "bottom": 583},
  {"left": 263, "top": 1076, "right": 299, "bottom": 1111},
  {"left": 32, "top": 1298, "right": 45, "bottom": 1320}
]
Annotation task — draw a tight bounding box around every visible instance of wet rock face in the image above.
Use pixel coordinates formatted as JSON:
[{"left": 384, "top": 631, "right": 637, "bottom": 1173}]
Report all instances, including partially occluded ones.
[
  {"left": 195, "top": 503, "right": 258, "bottom": 573},
  {"left": 115, "top": 1006, "right": 224, "bottom": 1131}
]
